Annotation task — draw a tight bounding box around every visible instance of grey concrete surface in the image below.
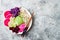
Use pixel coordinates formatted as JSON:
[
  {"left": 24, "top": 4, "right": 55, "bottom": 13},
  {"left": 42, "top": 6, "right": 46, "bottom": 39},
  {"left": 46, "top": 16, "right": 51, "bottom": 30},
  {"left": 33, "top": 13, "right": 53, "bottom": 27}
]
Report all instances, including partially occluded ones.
[{"left": 0, "top": 0, "right": 60, "bottom": 40}]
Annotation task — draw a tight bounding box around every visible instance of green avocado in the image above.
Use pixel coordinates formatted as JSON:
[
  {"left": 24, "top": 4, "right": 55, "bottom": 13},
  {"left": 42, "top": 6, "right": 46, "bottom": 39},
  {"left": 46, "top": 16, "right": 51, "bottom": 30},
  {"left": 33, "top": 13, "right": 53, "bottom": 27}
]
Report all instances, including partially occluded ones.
[{"left": 15, "top": 16, "right": 23, "bottom": 26}]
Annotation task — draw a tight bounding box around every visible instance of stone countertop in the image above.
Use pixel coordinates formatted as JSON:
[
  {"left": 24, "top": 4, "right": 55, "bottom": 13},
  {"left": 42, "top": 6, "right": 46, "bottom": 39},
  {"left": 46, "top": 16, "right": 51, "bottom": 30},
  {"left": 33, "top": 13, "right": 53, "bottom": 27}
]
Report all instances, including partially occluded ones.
[{"left": 0, "top": 0, "right": 60, "bottom": 40}]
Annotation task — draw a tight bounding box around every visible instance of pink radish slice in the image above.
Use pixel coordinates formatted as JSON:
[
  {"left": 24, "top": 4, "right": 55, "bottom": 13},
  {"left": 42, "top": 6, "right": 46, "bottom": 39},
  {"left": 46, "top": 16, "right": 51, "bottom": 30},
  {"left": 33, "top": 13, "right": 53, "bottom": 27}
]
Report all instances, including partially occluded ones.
[
  {"left": 4, "top": 18, "right": 10, "bottom": 26},
  {"left": 4, "top": 11, "right": 12, "bottom": 19}
]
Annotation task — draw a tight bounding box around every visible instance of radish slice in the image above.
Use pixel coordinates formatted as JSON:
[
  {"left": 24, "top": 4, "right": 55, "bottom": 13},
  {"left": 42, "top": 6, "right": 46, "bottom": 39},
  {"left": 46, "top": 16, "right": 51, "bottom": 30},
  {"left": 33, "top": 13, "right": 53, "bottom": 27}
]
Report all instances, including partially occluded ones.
[
  {"left": 4, "top": 18, "right": 10, "bottom": 26},
  {"left": 4, "top": 11, "right": 12, "bottom": 19}
]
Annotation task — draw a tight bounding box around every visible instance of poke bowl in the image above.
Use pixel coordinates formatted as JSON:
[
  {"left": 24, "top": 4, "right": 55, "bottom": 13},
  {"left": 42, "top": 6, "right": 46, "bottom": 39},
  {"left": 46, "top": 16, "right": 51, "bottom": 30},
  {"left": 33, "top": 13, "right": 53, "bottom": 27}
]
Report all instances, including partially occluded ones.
[{"left": 4, "top": 7, "right": 32, "bottom": 34}]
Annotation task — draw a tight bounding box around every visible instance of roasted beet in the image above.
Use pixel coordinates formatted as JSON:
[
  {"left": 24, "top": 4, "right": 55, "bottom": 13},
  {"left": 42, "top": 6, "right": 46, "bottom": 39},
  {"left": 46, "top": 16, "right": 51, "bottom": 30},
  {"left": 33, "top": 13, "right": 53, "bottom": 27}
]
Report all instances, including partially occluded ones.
[{"left": 12, "top": 26, "right": 20, "bottom": 33}]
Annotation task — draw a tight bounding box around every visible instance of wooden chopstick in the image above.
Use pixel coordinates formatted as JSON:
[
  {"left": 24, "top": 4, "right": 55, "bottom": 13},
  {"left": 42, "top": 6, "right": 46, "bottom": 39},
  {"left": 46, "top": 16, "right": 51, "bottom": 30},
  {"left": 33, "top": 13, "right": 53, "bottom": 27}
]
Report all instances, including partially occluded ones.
[
  {"left": 26, "top": 12, "right": 34, "bottom": 28},
  {"left": 21, "top": 12, "right": 34, "bottom": 36}
]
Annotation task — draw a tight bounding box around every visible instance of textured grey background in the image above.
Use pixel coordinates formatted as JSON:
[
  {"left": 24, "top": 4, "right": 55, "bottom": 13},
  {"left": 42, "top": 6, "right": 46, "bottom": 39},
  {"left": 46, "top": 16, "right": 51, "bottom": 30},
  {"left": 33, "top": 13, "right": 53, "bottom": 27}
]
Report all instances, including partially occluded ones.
[{"left": 0, "top": 0, "right": 60, "bottom": 40}]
